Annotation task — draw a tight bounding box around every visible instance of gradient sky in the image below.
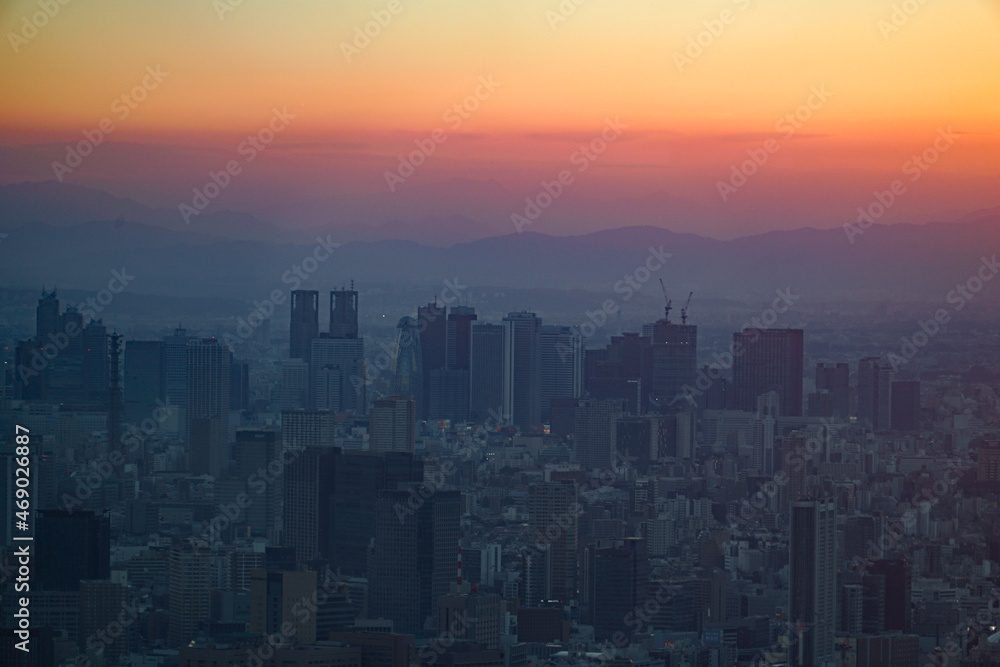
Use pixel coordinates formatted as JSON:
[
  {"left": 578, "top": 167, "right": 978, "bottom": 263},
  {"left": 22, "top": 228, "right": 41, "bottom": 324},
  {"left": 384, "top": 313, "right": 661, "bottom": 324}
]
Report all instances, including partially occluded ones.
[{"left": 1, "top": 0, "right": 998, "bottom": 236}]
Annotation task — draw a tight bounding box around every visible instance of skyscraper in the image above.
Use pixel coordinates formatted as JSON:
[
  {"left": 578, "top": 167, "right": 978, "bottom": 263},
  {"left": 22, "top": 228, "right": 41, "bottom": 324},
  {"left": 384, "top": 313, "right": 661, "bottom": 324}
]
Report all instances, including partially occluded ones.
[
  {"left": 35, "top": 510, "right": 110, "bottom": 591},
  {"left": 858, "top": 357, "right": 893, "bottom": 431},
  {"left": 290, "top": 289, "right": 320, "bottom": 362},
  {"left": 186, "top": 338, "right": 232, "bottom": 477},
  {"left": 586, "top": 537, "right": 649, "bottom": 641},
  {"left": 124, "top": 340, "right": 165, "bottom": 426},
  {"left": 250, "top": 569, "right": 318, "bottom": 645},
  {"left": 369, "top": 488, "right": 461, "bottom": 633},
  {"left": 868, "top": 559, "right": 911, "bottom": 632},
  {"left": 369, "top": 396, "right": 416, "bottom": 453},
  {"left": 311, "top": 337, "right": 365, "bottom": 414},
  {"left": 649, "top": 319, "right": 697, "bottom": 410},
  {"left": 574, "top": 399, "right": 623, "bottom": 469},
  {"left": 282, "top": 445, "right": 337, "bottom": 563},
  {"left": 418, "top": 300, "right": 447, "bottom": 420},
  {"left": 790, "top": 499, "right": 836, "bottom": 667},
  {"left": 539, "top": 325, "right": 582, "bottom": 422},
  {"left": 470, "top": 323, "right": 504, "bottom": 424},
  {"left": 168, "top": 543, "right": 211, "bottom": 647},
  {"left": 391, "top": 316, "right": 423, "bottom": 413},
  {"left": 527, "top": 481, "right": 577, "bottom": 604},
  {"left": 162, "top": 327, "right": 191, "bottom": 435},
  {"left": 503, "top": 312, "right": 541, "bottom": 430},
  {"left": 329, "top": 287, "right": 359, "bottom": 339},
  {"left": 815, "top": 362, "right": 850, "bottom": 420},
  {"left": 446, "top": 306, "right": 477, "bottom": 371},
  {"left": 733, "top": 328, "right": 804, "bottom": 416},
  {"left": 890, "top": 380, "right": 920, "bottom": 431},
  {"left": 584, "top": 332, "right": 653, "bottom": 414}
]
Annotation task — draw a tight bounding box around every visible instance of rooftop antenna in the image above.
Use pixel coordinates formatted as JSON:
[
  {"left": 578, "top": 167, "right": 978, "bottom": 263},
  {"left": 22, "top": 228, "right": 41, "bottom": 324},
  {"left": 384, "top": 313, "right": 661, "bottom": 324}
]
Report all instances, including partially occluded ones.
[
  {"left": 680, "top": 292, "right": 693, "bottom": 325},
  {"left": 658, "top": 279, "right": 672, "bottom": 323}
]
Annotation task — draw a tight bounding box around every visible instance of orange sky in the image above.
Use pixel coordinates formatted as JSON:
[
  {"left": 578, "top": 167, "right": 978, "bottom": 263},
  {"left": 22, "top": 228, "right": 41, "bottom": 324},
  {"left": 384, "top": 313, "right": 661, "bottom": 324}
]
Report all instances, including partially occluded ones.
[{"left": 1, "top": 0, "right": 998, "bottom": 234}]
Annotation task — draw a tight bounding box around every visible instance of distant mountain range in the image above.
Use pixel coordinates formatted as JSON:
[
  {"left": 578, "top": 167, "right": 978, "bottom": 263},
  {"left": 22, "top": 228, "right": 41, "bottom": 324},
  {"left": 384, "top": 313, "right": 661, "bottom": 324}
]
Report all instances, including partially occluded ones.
[{"left": 0, "top": 181, "right": 997, "bottom": 303}]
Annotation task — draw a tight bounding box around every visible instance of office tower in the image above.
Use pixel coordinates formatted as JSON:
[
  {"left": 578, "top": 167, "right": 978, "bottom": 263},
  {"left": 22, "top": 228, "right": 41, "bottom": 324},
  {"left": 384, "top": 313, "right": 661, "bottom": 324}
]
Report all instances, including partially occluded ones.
[
  {"left": 168, "top": 543, "right": 211, "bottom": 648},
  {"left": 332, "top": 451, "right": 424, "bottom": 575},
  {"left": 586, "top": 537, "right": 649, "bottom": 641},
  {"left": 854, "top": 635, "right": 920, "bottom": 667},
  {"left": 82, "top": 320, "right": 110, "bottom": 409},
  {"left": 162, "top": 327, "right": 191, "bottom": 434},
  {"left": 250, "top": 569, "right": 318, "bottom": 645},
  {"left": 369, "top": 488, "right": 461, "bottom": 633},
  {"left": 503, "top": 312, "right": 542, "bottom": 430},
  {"left": 282, "top": 445, "right": 337, "bottom": 563},
  {"left": 437, "top": 590, "right": 503, "bottom": 649},
  {"left": 35, "top": 510, "right": 110, "bottom": 591},
  {"left": 447, "top": 306, "right": 477, "bottom": 370},
  {"left": 79, "top": 579, "right": 129, "bottom": 663},
  {"left": 278, "top": 359, "right": 310, "bottom": 410},
  {"left": 858, "top": 357, "right": 893, "bottom": 431},
  {"left": 186, "top": 338, "right": 232, "bottom": 477},
  {"left": 649, "top": 319, "right": 697, "bottom": 410},
  {"left": 733, "top": 328, "right": 804, "bottom": 416},
  {"left": 369, "top": 396, "right": 416, "bottom": 453},
  {"left": 868, "top": 559, "right": 911, "bottom": 632},
  {"left": 289, "top": 289, "right": 320, "bottom": 362},
  {"left": 311, "top": 337, "right": 365, "bottom": 414},
  {"left": 107, "top": 332, "right": 123, "bottom": 451},
  {"left": 789, "top": 499, "right": 836, "bottom": 667},
  {"left": 36, "top": 287, "right": 60, "bottom": 341},
  {"left": 839, "top": 582, "right": 864, "bottom": 634},
  {"left": 890, "top": 380, "right": 920, "bottom": 431},
  {"left": 815, "top": 362, "right": 850, "bottom": 419},
  {"left": 418, "top": 300, "right": 448, "bottom": 420},
  {"left": 124, "top": 340, "right": 165, "bottom": 426},
  {"left": 527, "top": 481, "right": 578, "bottom": 604},
  {"left": 329, "top": 286, "right": 359, "bottom": 339},
  {"left": 232, "top": 429, "right": 280, "bottom": 538},
  {"left": 585, "top": 332, "right": 652, "bottom": 414},
  {"left": 574, "top": 399, "right": 623, "bottom": 469},
  {"left": 539, "top": 325, "right": 583, "bottom": 422},
  {"left": 392, "top": 315, "right": 424, "bottom": 413},
  {"left": 229, "top": 360, "right": 249, "bottom": 411},
  {"left": 428, "top": 368, "right": 470, "bottom": 422},
  {"left": 470, "top": 323, "right": 504, "bottom": 423}
]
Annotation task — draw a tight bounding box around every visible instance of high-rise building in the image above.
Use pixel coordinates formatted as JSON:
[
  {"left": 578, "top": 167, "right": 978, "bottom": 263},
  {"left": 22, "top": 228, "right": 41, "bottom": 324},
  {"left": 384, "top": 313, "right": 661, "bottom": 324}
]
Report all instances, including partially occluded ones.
[
  {"left": 369, "top": 396, "right": 416, "bottom": 453},
  {"left": 79, "top": 580, "right": 129, "bottom": 663},
  {"left": 447, "top": 306, "right": 477, "bottom": 371},
  {"left": 418, "top": 300, "right": 448, "bottom": 420},
  {"left": 311, "top": 337, "right": 365, "bottom": 414},
  {"left": 437, "top": 589, "right": 503, "bottom": 650},
  {"left": 428, "top": 368, "right": 470, "bottom": 422},
  {"left": 124, "top": 340, "right": 165, "bottom": 427},
  {"left": 278, "top": 359, "right": 310, "bottom": 410},
  {"left": 329, "top": 287, "right": 359, "bottom": 339},
  {"left": 231, "top": 429, "right": 280, "bottom": 538},
  {"left": 392, "top": 316, "right": 423, "bottom": 414},
  {"left": 369, "top": 488, "right": 461, "bottom": 633},
  {"left": 858, "top": 357, "right": 893, "bottom": 431},
  {"left": 890, "top": 380, "right": 920, "bottom": 431},
  {"left": 539, "top": 325, "right": 582, "bottom": 422},
  {"left": 35, "top": 510, "right": 110, "bottom": 591},
  {"left": 168, "top": 543, "right": 211, "bottom": 647},
  {"left": 815, "top": 362, "right": 850, "bottom": 420},
  {"left": 527, "top": 482, "right": 577, "bottom": 604},
  {"left": 332, "top": 450, "right": 424, "bottom": 575},
  {"left": 585, "top": 537, "right": 649, "bottom": 640},
  {"left": 733, "top": 328, "right": 804, "bottom": 416},
  {"left": 282, "top": 445, "right": 337, "bottom": 563},
  {"left": 649, "top": 319, "right": 697, "bottom": 410},
  {"left": 186, "top": 338, "right": 232, "bottom": 477},
  {"left": 584, "top": 333, "right": 652, "bottom": 414},
  {"left": 162, "top": 327, "right": 192, "bottom": 435},
  {"left": 470, "top": 323, "right": 504, "bottom": 424},
  {"left": 250, "top": 569, "right": 318, "bottom": 645},
  {"left": 574, "top": 399, "right": 623, "bottom": 469},
  {"left": 503, "top": 312, "right": 542, "bottom": 430},
  {"left": 290, "top": 289, "right": 320, "bottom": 362},
  {"left": 789, "top": 499, "right": 836, "bottom": 667},
  {"left": 868, "top": 559, "right": 911, "bottom": 632}
]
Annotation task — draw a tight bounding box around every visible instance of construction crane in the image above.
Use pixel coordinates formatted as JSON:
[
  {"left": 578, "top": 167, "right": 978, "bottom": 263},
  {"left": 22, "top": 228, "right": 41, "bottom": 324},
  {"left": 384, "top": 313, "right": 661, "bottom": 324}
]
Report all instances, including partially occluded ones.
[
  {"left": 680, "top": 292, "right": 693, "bottom": 324},
  {"left": 658, "top": 279, "right": 672, "bottom": 322}
]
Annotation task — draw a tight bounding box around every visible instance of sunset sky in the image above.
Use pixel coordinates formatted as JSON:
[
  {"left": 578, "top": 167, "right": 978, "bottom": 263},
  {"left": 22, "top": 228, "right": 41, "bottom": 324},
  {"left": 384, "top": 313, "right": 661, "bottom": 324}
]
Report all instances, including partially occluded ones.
[{"left": 1, "top": 0, "right": 998, "bottom": 237}]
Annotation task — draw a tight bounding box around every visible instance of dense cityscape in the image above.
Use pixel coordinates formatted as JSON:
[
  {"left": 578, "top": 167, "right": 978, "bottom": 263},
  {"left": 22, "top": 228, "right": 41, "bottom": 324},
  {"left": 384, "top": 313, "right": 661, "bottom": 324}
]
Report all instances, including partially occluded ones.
[{"left": 0, "top": 276, "right": 999, "bottom": 667}]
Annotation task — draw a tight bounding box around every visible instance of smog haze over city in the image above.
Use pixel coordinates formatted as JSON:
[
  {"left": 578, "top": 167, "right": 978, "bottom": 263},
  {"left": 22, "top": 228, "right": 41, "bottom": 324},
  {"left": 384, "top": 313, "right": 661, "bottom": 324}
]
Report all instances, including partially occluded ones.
[{"left": 1, "top": 1, "right": 999, "bottom": 666}]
